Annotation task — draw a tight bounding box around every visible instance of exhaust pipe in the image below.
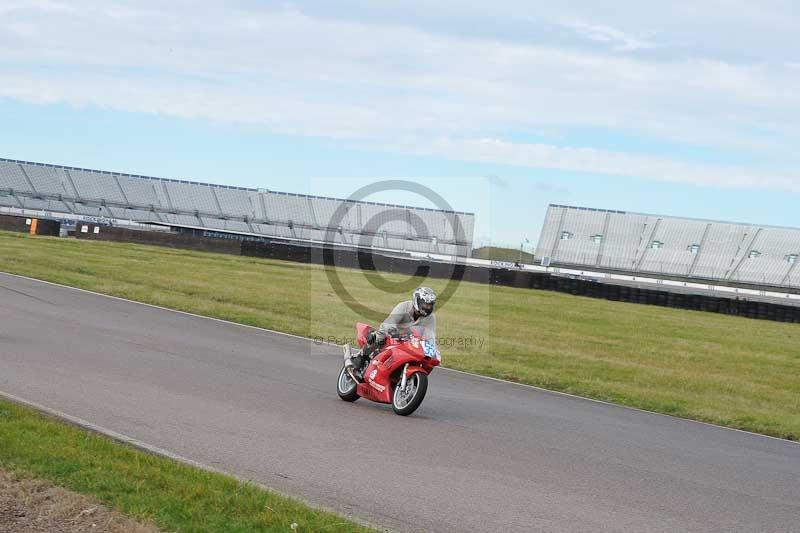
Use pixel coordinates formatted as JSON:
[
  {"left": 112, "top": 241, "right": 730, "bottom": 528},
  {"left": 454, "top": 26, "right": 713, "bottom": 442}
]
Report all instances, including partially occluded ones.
[{"left": 346, "top": 367, "right": 361, "bottom": 383}]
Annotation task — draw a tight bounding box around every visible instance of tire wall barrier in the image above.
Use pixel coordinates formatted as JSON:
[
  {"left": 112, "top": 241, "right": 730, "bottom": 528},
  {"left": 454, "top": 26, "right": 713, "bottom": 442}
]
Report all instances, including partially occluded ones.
[
  {"left": 241, "top": 239, "right": 800, "bottom": 323},
  {"left": 0, "top": 214, "right": 60, "bottom": 236},
  {"left": 48, "top": 223, "right": 800, "bottom": 324},
  {"left": 551, "top": 260, "right": 800, "bottom": 296},
  {"left": 74, "top": 224, "right": 241, "bottom": 255}
]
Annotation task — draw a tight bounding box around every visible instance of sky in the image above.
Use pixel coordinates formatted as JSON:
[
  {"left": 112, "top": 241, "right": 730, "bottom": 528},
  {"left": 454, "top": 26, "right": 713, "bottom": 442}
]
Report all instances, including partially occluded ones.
[{"left": 1, "top": 1, "right": 800, "bottom": 248}]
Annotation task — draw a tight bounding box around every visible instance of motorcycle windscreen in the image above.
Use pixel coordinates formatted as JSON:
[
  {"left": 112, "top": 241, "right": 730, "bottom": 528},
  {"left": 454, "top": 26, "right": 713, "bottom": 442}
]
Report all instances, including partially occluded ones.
[{"left": 409, "top": 325, "right": 441, "bottom": 361}]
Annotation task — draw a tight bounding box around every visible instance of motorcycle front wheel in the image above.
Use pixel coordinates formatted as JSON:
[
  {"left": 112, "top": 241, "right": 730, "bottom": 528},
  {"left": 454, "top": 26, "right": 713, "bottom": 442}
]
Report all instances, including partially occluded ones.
[
  {"left": 392, "top": 372, "right": 428, "bottom": 416},
  {"left": 337, "top": 366, "right": 360, "bottom": 402}
]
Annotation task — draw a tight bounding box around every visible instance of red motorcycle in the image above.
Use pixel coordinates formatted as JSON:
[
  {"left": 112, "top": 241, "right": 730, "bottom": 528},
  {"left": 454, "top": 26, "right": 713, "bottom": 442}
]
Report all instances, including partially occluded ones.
[{"left": 338, "top": 323, "right": 440, "bottom": 416}]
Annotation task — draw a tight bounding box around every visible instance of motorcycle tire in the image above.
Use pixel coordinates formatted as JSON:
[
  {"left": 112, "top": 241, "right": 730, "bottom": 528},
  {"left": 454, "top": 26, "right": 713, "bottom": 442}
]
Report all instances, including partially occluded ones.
[
  {"left": 392, "top": 372, "right": 428, "bottom": 416},
  {"left": 337, "top": 366, "right": 360, "bottom": 402}
]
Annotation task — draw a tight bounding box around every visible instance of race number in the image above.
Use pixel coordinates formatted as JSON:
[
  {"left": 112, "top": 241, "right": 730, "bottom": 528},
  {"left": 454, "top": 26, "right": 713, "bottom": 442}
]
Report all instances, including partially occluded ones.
[{"left": 423, "top": 340, "right": 439, "bottom": 359}]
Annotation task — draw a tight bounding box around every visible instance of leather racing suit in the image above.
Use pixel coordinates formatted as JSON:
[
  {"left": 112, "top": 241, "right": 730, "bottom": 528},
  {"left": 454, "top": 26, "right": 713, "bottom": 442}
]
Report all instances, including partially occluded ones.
[{"left": 354, "top": 300, "right": 437, "bottom": 368}]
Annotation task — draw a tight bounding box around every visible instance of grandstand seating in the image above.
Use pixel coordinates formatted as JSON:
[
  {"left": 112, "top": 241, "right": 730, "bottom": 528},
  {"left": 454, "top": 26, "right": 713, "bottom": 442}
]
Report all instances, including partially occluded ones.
[
  {"left": 165, "top": 181, "right": 219, "bottom": 214},
  {"left": 538, "top": 204, "right": 800, "bottom": 289},
  {"left": 598, "top": 212, "right": 649, "bottom": 270},
  {"left": 0, "top": 160, "right": 31, "bottom": 191},
  {"left": 69, "top": 169, "right": 127, "bottom": 204},
  {"left": 214, "top": 187, "right": 256, "bottom": 219},
  {"left": 24, "top": 164, "right": 70, "bottom": 196},
  {"left": 0, "top": 158, "right": 474, "bottom": 256},
  {"left": 689, "top": 223, "right": 749, "bottom": 280},
  {"left": 638, "top": 217, "right": 709, "bottom": 275},
  {"left": 116, "top": 174, "right": 162, "bottom": 207},
  {"left": 734, "top": 228, "right": 800, "bottom": 285}
]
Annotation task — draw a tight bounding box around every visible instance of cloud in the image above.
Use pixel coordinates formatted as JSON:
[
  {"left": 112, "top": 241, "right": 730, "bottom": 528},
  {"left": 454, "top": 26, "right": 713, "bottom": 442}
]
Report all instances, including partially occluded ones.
[
  {"left": 0, "top": 1, "right": 799, "bottom": 191},
  {"left": 392, "top": 137, "right": 800, "bottom": 192},
  {"left": 533, "top": 181, "right": 571, "bottom": 196},
  {"left": 486, "top": 176, "right": 510, "bottom": 189},
  {"left": 559, "top": 20, "right": 658, "bottom": 51}
]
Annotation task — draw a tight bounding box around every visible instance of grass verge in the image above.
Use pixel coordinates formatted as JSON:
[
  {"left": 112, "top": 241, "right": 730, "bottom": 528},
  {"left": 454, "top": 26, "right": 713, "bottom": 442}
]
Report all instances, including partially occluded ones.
[
  {"left": 0, "top": 398, "right": 375, "bottom": 532},
  {"left": 1, "top": 231, "right": 799, "bottom": 440},
  {"left": 471, "top": 245, "right": 535, "bottom": 263},
  {"left": 1, "top": 465, "right": 160, "bottom": 532}
]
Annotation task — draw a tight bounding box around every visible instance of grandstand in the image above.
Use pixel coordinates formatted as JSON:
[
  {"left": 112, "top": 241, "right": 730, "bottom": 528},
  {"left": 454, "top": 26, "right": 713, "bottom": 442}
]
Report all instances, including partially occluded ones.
[
  {"left": 0, "top": 158, "right": 474, "bottom": 256},
  {"left": 537, "top": 204, "right": 800, "bottom": 289}
]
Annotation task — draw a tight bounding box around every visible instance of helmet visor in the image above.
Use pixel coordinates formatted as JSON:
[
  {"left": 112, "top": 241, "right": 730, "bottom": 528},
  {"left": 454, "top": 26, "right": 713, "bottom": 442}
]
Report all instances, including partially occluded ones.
[{"left": 418, "top": 300, "right": 435, "bottom": 316}]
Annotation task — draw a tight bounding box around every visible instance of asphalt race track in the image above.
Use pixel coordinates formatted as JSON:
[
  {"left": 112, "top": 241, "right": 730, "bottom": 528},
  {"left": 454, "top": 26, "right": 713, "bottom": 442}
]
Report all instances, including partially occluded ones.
[{"left": 1, "top": 272, "right": 798, "bottom": 532}]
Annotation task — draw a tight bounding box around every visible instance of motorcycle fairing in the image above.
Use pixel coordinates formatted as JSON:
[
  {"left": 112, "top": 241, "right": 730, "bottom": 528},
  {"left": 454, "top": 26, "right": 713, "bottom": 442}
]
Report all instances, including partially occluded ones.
[
  {"left": 355, "top": 322, "right": 374, "bottom": 348},
  {"left": 355, "top": 342, "right": 436, "bottom": 404}
]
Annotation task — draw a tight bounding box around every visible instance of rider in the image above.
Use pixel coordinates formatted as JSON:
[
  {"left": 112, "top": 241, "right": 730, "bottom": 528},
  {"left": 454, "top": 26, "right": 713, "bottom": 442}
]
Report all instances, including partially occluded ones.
[{"left": 346, "top": 287, "right": 437, "bottom": 372}]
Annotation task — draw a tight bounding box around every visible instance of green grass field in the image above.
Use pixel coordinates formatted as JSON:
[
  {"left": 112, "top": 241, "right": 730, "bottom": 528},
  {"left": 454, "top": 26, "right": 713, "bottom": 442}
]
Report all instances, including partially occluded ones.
[
  {"left": 1, "top": 231, "right": 799, "bottom": 440},
  {"left": 0, "top": 399, "right": 374, "bottom": 532},
  {"left": 471, "top": 245, "right": 536, "bottom": 264}
]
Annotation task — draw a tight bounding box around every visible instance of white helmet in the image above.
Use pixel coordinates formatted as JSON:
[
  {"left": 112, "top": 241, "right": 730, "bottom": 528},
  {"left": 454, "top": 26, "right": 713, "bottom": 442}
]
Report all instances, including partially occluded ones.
[{"left": 412, "top": 287, "right": 437, "bottom": 317}]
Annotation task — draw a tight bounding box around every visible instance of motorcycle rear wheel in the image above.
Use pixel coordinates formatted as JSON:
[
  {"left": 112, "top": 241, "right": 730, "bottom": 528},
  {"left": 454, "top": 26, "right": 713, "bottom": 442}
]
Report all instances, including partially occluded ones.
[
  {"left": 337, "top": 366, "right": 360, "bottom": 402},
  {"left": 392, "top": 372, "right": 428, "bottom": 416}
]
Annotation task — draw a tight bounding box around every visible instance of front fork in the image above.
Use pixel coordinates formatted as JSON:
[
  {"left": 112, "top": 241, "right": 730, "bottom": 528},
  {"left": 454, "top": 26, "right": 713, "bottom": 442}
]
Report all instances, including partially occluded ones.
[{"left": 400, "top": 363, "right": 409, "bottom": 390}]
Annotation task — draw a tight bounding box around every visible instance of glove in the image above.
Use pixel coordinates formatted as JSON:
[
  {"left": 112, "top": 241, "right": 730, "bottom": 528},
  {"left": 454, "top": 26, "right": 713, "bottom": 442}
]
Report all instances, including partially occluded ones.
[{"left": 367, "top": 330, "right": 387, "bottom": 345}]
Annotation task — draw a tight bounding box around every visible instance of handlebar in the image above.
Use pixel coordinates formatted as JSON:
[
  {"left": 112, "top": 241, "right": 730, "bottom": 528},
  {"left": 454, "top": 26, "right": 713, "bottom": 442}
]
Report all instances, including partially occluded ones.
[
  {"left": 379, "top": 327, "right": 441, "bottom": 361},
  {"left": 384, "top": 327, "right": 420, "bottom": 342},
  {"left": 382, "top": 326, "right": 434, "bottom": 343}
]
